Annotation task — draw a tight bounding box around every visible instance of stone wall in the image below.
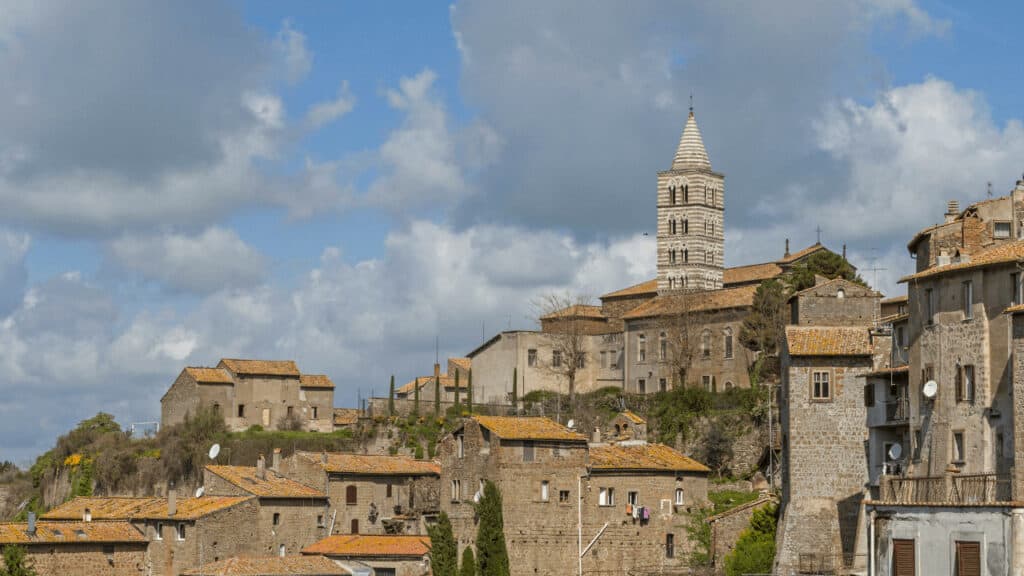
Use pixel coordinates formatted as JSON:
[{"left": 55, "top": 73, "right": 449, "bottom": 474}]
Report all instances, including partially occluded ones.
[
  {"left": 709, "top": 495, "right": 777, "bottom": 571},
  {"left": 13, "top": 544, "right": 148, "bottom": 576},
  {"left": 255, "top": 498, "right": 330, "bottom": 555},
  {"left": 160, "top": 371, "right": 202, "bottom": 428},
  {"left": 792, "top": 279, "right": 880, "bottom": 327}
]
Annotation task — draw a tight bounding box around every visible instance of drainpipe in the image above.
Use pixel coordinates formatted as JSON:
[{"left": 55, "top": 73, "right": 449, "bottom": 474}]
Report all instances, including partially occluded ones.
[
  {"left": 1012, "top": 508, "right": 1024, "bottom": 576},
  {"left": 868, "top": 508, "right": 875, "bottom": 576},
  {"left": 578, "top": 474, "right": 583, "bottom": 576}
]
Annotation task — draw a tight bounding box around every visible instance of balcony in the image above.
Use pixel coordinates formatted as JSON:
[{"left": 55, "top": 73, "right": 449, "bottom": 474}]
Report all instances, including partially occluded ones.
[
  {"left": 884, "top": 398, "right": 909, "bottom": 424},
  {"left": 879, "top": 473, "right": 1011, "bottom": 504}
]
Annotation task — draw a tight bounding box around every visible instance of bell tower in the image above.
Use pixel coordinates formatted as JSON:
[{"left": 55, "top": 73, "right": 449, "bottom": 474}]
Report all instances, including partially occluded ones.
[{"left": 656, "top": 108, "right": 724, "bottom": 293}]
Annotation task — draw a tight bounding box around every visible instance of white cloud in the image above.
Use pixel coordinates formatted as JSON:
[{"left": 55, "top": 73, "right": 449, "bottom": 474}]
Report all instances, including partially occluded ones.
[
  {"left": 274, "top": 20, "right": 313, "bottom": 85},
  {"left": 0, "top": 229, "right": 29, "bottom": 315},
  {"left": 305, "top": 82, "right": 356, "bottom": 129},
  {"left": 862, "top": 0, "right": 951, "bottom": 36},
  {"left": 109, "top": 227, "right": 266, "bottom": 294}
]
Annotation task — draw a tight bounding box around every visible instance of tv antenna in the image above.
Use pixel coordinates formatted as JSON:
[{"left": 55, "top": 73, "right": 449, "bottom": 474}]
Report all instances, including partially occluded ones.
[
  {"left": 987, "top": 181, "right": 993, "bottom": 197},
  {"left": 866, "top": 248, "right": 888, "bottom": 290}
]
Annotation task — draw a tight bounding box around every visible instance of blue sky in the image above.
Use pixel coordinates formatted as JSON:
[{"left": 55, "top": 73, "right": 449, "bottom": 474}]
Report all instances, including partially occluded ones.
[{"left": 1, "top": 0, "right": 1022, "bottom": 463}]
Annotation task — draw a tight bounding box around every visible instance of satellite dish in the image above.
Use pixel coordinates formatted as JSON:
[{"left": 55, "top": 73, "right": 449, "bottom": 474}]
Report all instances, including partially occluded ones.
[
  {"left": 888, "top": 443, "right": 903, "bottom": 460},
  {"left": 567, "top": 419, "right": 575, "bottom": 429},
  {"left": 922, "top": 380, "right": 938, "bottom": 399},
  {"left": 208, "top": 444, "right": 221, "bottom": 460},
  {"left": 473, "top": 491, "right": 482, "bottom": 503},
  {"left": 194, "top": 486, "right": 205, "bottom": 498}
]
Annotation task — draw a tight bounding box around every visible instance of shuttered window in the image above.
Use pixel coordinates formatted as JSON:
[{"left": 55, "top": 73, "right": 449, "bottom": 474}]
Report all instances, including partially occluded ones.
[
  {"left": 346, "top": 485, "right": 357, "bottom": 505},
  {"left": 892, "top": 539, "right": 915, "bottom": 576},
  {"left": 956, "top": 540, "right": 980, "bottom": 576}
]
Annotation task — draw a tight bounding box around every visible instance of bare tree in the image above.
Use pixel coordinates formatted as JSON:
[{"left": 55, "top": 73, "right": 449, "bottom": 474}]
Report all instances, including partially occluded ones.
[
  {"left": 534, "top": 292, "right": 595, "bottom": 403},
  {"left": 654, "top": 290, "right": 700, "bottom": 389}
]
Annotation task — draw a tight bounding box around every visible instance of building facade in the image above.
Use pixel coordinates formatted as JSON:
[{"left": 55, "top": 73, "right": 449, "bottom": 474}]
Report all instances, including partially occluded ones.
[{"left": 0, "top": 519, "right": 148, "bottom": 576}]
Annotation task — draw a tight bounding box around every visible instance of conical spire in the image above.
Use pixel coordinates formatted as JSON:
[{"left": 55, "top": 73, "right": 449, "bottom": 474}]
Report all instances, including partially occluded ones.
[{"left": 671, "top": 110, "right": 711, "bottom": 170}]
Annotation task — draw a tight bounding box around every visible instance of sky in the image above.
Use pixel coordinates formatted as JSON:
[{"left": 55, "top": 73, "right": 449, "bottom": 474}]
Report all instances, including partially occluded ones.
[{"left": 1, "top": 0, "right": 1022, "bottom": 463}]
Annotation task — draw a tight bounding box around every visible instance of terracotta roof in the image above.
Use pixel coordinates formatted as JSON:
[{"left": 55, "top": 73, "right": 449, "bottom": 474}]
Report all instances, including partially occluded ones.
[
  {"left": 205, "top": 466, "right": 326, "bottom": 499},
  {"left": 879, "top": 313, "right": 909, "bottom": 324},
  {"left": 785, "top": 326, "right": 873, "bottom": 357},
  {"left": 906, "top": 220, "right": 957, "bottom": 252},
  {"left": 184, "top": 556, "right": 349, "bottom": 576},
  {"left": 449, "top": 358, "right": 471, "bottom": 371},
  {"left": 621, "top": 284, "right": 758, "bottom": 320},
  {"left": 777, "top": 242, "right": 828, "bottom": 264},
  {"left": 900, "top": 241, "right": 1024, "bottom": 282},
  {"left": 723, "top": 261, "right": 783, "bottom": 285},
  {"left": 473, "top": 416, "right": 587, "bottom": 442},
  {"left": 0, "top": 521, "right": 145, "bottom": 544},
  {"left": 880, "top": 295, "right": 908, "bottom": 304},
  {"left": 541, "top": 304, "right": 605, "bottom": 320},
  {"left": 333, "top": 408, "right": 360, "bottom": 426},
  {"left": 861, "top": 366, "right": 910, "bottom": 379},
  {"left": 219, "top": 359, "right": 300, "bottom": 377},
  {"left": 42, "top": 496, "right": 254, "bottom": 521},
  {"left": 302, "top": 535, "right": 430, "bottom": 558},
  {"left": 1005, "top": 303, "right": 1024, "bottom": 315},
  {"left": 789, "top": 277, "right": 880, "bottom": 300},
  {"left": 619, "top": 410, "right": 646, "bottom": 425},
  {"left": 589, "top": 442, "right": 710, "bottom": 473},
  {"left": 186, "top": 367, "right": 233, "bottom": 384},
  {"left": 397, "top": 375, "right": 464, "bottom": 395},
  {"left": 295, "top": 452, "right": 440, "bottom": 476},
  {"left": 601, "top": 279, "right": 658, "bottom": 300},
  {"left": 299, "top": 374, "right": 335, "bottom": 389}
]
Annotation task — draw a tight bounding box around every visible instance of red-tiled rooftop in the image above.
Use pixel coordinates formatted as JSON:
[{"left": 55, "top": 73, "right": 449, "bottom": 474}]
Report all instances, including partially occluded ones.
[
  {"left": 900, "top": 241, "right": 1024, "bottom": 282},
  {"left": 295, "top": 452, "right": 440, "bottom": 476},
  {"left": 185, "top": 367, "right": 233, "bottom": 384},
  {"left": 219, "top": 358, "right": 300, "bottom": 377},
  {"left": 183, "top": 555, "right": 349, "bottom": 576},
  {"left": 0, "top": 521, "right": 145, "bottom": 544},
  {"left": 620, "top": 284, "right": 758, "bottom": 320},
  {"left": 589, "top": 442, "right": 710, "bottom": 473},
  {"left": 41, "top": 496, "right": 254, "bottom": 521},
  {"left": 785, "top": 326, "right": 874, "bottom": 357},
  {"left": 472, "top": 416, "right": 587, "bottom": 442},
  {"left": 299, "top": 374, "right": 335, "bottom": 389},
  {"left": 205, "top": 466, "right": 326, "bottom": 499},
  {"left": 302, "top": 535, "right": 431, "bottom": 558}
]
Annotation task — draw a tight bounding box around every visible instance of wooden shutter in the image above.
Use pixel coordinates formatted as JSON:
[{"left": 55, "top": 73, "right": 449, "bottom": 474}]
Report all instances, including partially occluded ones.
[
  {"left": 350, "top": 518, "right": 359, "bottom": 534},
  {"left": 956, "top": 541, "right": 980, "bottom": 576},
  {"left": 955, "top": 368, "right": 963, "bottom": 402},
  {"left": 892, "top": 539, "right": 915, "bottom": 576},
  {"left": 346, "top": 485, "right": 357, "bottom": 505}
]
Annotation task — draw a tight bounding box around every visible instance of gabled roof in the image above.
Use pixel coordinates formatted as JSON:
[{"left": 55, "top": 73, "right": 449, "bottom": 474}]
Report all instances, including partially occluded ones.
[
  {"left": 618, "top": 410, "right": 646, "bottom": 425},
  {"left": 396, "top": 375, "right": 465, "bottom": 395},
  {"left": 472, "top": 416, "right": 587, "bottom": 442},
  {"left": 295, "top": 452, "right": 440, "bottom": 476},
  {"left": 41, "top": 496, "right": 254, "bottom": 521},
  {"left": 541, "top": 304, "right": 605, "bottom": 320},
  {"left": 900, "top": 240, "right": 1024, "bottom": 282},
  {"left": 723, "top": 261, "right": 783, "bottom": 285},
  {"left": 302, "top": 535, "right": 431, "bottom": 558},
  {"left": 299, "top": 374, "right": 335, "bottom": 389},
  {"left": 671, "top": 111, "right": 711, "bottom": 170},
  {"left": 880, "top": 295, "right": 908, "bottom": 305},
  {"left": 0, "top": 521, "right": 145, "bottom": 544},
  {"left": 219, "top": 359, "right": 300, "bottom": 377},
  {"left": 205, "top": 466, "right": 326, "bottom": 499},
  {"left": 778, "top": 242, "right": 829, "bottom": 265},
  {"left": 785, "top": 326, "right": 874, "bottom": 357},
  {"left": 621, "top": 284, "right": 758, "bottom": 320},
  {"left": 449, "top": 357, "right": 471, "bottom": 371},
  {"left": 333, "top": 408, "right": 360, "bottom": 426},
  {"left": 600, "top": 279, "right": 658, "bottom": 300},
  {"left": 788, "top": 277, "right": 879, "bottom": 300},
  {"left": 589, "top": 442, "right": 710, "bottom": 473},
  {"left": 183, "top": 556, "right": 349, "bottom": 576},
  {"left": 185, "top": 367, "right": 233, "bottom": 384}
]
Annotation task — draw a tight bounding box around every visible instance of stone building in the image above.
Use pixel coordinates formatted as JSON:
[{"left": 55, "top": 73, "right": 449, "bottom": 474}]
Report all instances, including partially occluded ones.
[
  {"left": 438, "top": 415, "right": 710, "bottom": 576},
  {"left": 608, "top": 410, "right": 647, "bottom": 441},
  {"left": 0, "top": 519, "right": 148, "bottom": 576},
  {"left": 42, "top": 495, "right": 260, "bottom": 576},
  {"left": 302, "top": 534, "right": 431, "bottom": 576},
  {"left": 203, "top": 454, "right": 330, "bottom": 556},
  {"left": 707, "top": 493, "right": 778, "bottom": 571},
  {"left": 183, "top": 555, "right": 349, "bottom": 576},
  {"left": 788, "top": 277, "right": 881, "bottom": 326},
  {"left": 279, "top": 451, "right": 440, "bottom": 537},
  {"left": 161, "top": 359, "right": 335, "bottom": 433}
]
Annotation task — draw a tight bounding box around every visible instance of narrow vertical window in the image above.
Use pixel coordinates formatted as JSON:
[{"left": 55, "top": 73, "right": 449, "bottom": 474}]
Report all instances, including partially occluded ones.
[
  {"left": 456, "top": 434, "right": 464, "bottom": 459},
  {"left": 674, "top": 488, "right": 684, "bottom": 506},
  {"left": 701, "top": 330, "right": 711, "bottom": 358},
  {"left": 925, "top": 288, "right": 935, "bottom": 325},
  {"left": 669, "top": 186, "right": 676, "bottom": 205},
  {"left": 665, "top": 533, "right": 675, "bottom": 558},
  {"left": 952, "top": 431, "right": 965, "bottom": 464},
  {"left": 540, "top": 481, "right": 549, "bottom": 502},
  {"left": 528, "top": 349, "right": 537, "bottom": 367},
  {"left": 346, "top": 485, "right": 357, "bottom": 505},
  {"left": 683, "top": 249, "right": 689, "bottom": 263},
  {"left": 552, "top": 350, "right": 562, "bottom": 368},
  {"left": 812, "top": 371, "right": 831, "bottom": 400},
  {"left": 659, "top": 378, "right": 667, "bottom": 392},
  {"left": 723, "top": 328, "right": 734, "bottom": 359},
  {"left": 962, "top": 281, "right": 973, "bottom": 319},
  {"left": 638, "top": 379, "right": 646, "bottom": 394},
  {"left": 659, "top": 332, "right": 667, "bottom": 360},
  {"left": 683, "top": 219, "right": 688, "bottom": 234},
  {"left": 1013, "top": 272, "right": 1022, "bottom": 305},
  {"left": 638, "top": 334, "right": 647, "bottom": 362}
]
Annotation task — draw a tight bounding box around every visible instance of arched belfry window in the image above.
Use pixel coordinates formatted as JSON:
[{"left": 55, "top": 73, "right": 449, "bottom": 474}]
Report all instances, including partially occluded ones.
[
  {"left": 683, "top": 219, "right": 688, "bottom": 234},
  {"left": 669, "top": 186, "right": 677, "bottom": 205},
  {"left": 684, "top": 185, "right": 689, "bottom": 203},
  {"left": 683, "top": 249, "right": 689, "bottom": 263},
  {"left": 670, "top": 220, "right": 677, "bottom": 235}
]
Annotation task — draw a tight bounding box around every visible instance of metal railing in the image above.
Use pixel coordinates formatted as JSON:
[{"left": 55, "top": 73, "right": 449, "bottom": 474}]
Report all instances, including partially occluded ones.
[{"left": 881, "top": 473, "right": 1011, "bottom": 504}]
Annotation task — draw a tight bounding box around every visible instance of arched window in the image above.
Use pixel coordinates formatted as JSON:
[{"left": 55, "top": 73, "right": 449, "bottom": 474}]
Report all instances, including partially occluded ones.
[
  {"left": 701, "top": 330, "right": 711, "bottom": 358},
  {"left": 670, "top": 219, "right": 677, "bottom": 235},
  {"left": 684, "top": 185, "right": 689, "bottom": 203},
  {"left": 670, "top": 250, "right": 677, "bottom": 264},
  {"left": 638, "top": 334, "right": 647, "bottom": 362},
  {"left": 669, "top": 186, "right": 676, "bottom": 205},
  {"left": 725, "top": 381, "right": 734, "bottom": 391},
  {"left": 683, "top": 219, "right": 688, "bottom": 234},
  {"left": 837, "top": 288, "right": 846, "bottom": 299},
  {"left": 723, "top": 328, "right": 734, "bottom": 359},
  {"left": 346, "top": 485, "right": 357, "bottom": 505},
  {"left": 709, "top": 221, "right": 714, "bottom": 236},
  {"left": 684, "top": 249, "right": 689, "bottom": 263},
  {"left": 659, "top": 332, "right": 667, "bottom": 361}
]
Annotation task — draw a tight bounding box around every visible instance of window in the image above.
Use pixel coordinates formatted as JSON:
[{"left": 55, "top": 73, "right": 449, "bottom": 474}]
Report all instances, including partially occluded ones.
[
  {"left": 278, "top": 544, "right": 286, "bottom": 557},
  {"left": 892, "top": 539, "right": 915, "bottom": 576},
  {"left": 523, "top": 442, "right": 535, "bottom": 462},
  {"left": 456, "top": 434, "right": 465, "bottom": 459},
  {"left": 683, "top": 219, "right": 688, "bottom": 234},
  {"left": 895, "top": 325, "right": 907, "bottom": 348},
  {"left": 386, "top": 483, "right": 393, "bottom": 498},
  {"left": 552, "top": 350, "right": 562, "bottom": 368},
  {"left": 1013, "top": 273, "right": 1023, "bottom": 305},
  {"left": 659, "top": 378, "right": 667, "bottom": 392},
  {"left": 528, "top": 349, "right": 537, "bottom": 367},
  {"left": 451, "top": 479, "right": 462, "bottom": 501},
  {"left": 659, "top": 332, "right": 667, "bottom": 360},
  {"left": 955, "top": 540, "right": 981, "bottom": 576},
  {"left": 287, "top": 405, "right": 293, "bottom": 417},
  {"left": 176, "top": 524, "right": 186, "bottom": 541},
  {"left": 995, "top": 221, "right": 1011, "bottom": 238},
  {"left": 350, "top": 519, "right": 359, "bottom": 534},
  {"left": 812, "top": 371, "right": 831, "bottom": 400},
  {"left": 683, "top": 249, "right": 689, "bottom": 263},
  {"left": 559, "top": 490, "right": 570, "bottom": 503},
  {"left": 957, "top": 365, "right": 975, "bottom": 404},
  {"left": 540, "top": 481, "right": 549, "bottom": 502},
  {"left": 836, "top": 288, "right": 845, "bottom": 299},
  {"left": 724, "top": 381, "right": 734, "bottom": 391},
  {"left": 154, "top": 523, "right": 162, "bottom": 541},
  {"left": 683, "top": 185, "right": 689, "bottom": 203},
  {"left": 669, "top": 250, "right": 676, "bottom": 264},
  {"left": 665, "top": 533, "right": 675, "bottom": 559},
  {"left": 701, "top": 330, "right": 711, "bottom": 358},
  {"left": 962, "top": 281, "right": 973, "bottom": 319},
  {"left": 272, "top": 512, "right": 280, "bottom": 526},
  {"left": 627, "top": 491, "right": 639, "bottom": 506},
  {"left": 598, "top": 487, "right": 615, "bottom": 506},
  {"left": 669, "top": 186, "right": 676, "bottom": 205},
  {"left": 346, "top": 485, "right": 357, "bottom": 505},
  {"left": 237, "top": 404, "right": 245, "bottom": 418},
  {"left": 317, "top": 514, "right": 325, "bottom": 527},
  {"left": 723, "top": 329, "right": 733, "bottom": 359},
  {"left": 638, "top": 334, "right": 647, "bottom": 362},
  {"left": 952, "top": 431, "right": 965, "bottom": 464},
  {"left": 925, "top": 288, "right": 935, "bottom": 325},
  {"left": 674, "top": 488, "right": 684, "bottom": 506},
  {"left": 702, "top": 375, "right": 711, "bottom": 391},
  {"left": 670, "top": 219, "right": 677, "bottom": 235},
  {"left": 709, "top": 221, "right": 714, "bottom": 236},
  {"left": 312, "top": 406, "right": 318, "bottom": 419},
  {"left": 576, "top": 354, "right": 585, "bottom": 369},
  {"left": 638, "top": 379, "right": 646, "bottom": 394},
  {"left": 913, "top": 429, "right": 923, "bottom": 461},
  {"left": 864, "top": 383, "right": 875, "bottom": 407}
]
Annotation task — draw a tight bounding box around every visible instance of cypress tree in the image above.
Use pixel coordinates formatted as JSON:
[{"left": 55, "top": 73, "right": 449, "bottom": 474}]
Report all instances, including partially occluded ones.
[
  {"left": 453, "top": 371, "right": 462, "bottom": 414},
  {"left": 460, "top": 546, "right": 477, "bottom": 576},
  {"left": 467, "top": 369, "right": 474, "bottom": 414},
  {"left": 388, "top": 375, "right": 395, "bottom": 417},
  {"left": 475, "top": 480, "right": 510, "bottom": 576},
  {"left": 511, "top": 367, "right": 518, "bottom": 413},
  {"left": 434, "top": 374, "right": 441, "bottom": 418},
  {"left": 413, "top": 378, "right": 421, "bottom": 418},
  {"left": 0, "top": 545, "right": 37, "bottom": 576},
  {"left": 427, "top": 512, "right": 458, "bottom": 576}
]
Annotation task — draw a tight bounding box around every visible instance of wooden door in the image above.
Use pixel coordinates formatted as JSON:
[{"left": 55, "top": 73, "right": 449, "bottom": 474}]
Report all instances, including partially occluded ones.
[{"left": 892, "top": 539, "right": 915, "bottom": 576}]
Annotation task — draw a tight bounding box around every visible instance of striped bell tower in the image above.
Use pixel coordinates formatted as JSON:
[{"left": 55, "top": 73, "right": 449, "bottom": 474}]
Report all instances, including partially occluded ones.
[{"left": 656, "top": 108, "right": 724, "bottom": 293}]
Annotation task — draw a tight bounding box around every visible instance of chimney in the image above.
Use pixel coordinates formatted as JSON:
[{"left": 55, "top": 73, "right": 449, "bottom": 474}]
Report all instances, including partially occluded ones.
[
  {"left": 433, "top": 363, "right": 441, "bottom": 380},
  {"left": 167, "top": 488, "right": 176, "bottom": 518},
  {"left": 83, "top": 507, "right": 92, "bottom": 523},
  {"left": 27, "top": 512, "right": 36, "bottom": 535},
  {"left": 784, "top": 238, "right": 790, "bottom": 257},
  {"left": 257, "top": 454, "right": 266, "bottom": 480},
  {"left": 945, "top": 200, "right": 960, "bottom": 223},
  {"left": 272, "top": 448, "right": 281, "bottom": 473},
  {"left": 592, "top": 428, "right": 602, "bottom": 444},
  {"left": 842, "top": 244, "right": 847, "bottom": 260}
]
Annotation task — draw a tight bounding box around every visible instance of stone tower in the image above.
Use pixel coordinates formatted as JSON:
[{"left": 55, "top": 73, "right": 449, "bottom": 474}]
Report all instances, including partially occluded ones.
[{"left": 656, "top": 109, "right": 724, "bottom": 293}]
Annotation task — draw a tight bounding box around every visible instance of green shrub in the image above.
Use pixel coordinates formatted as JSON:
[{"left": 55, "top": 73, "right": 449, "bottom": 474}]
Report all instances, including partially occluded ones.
[{"left": 724, "top": 502, "right": 779, "bottom": 576}]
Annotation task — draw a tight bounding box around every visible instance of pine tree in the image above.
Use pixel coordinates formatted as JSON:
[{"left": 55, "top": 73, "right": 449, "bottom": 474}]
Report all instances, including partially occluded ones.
[
  {"left": 460, "top": 546, "right": 477, "bottom": 576},
  {"left": 475, "top": 480, "right": 510, "bottom": 576},
  {"left": 388, "top": 375, "right": 395, "bottom": 417},
  {"left": 453, "top": 371, "right": 461, "bottom": 414},
  {"left": 511, "top": 367, "right": 518, "bottom": 413},
  {"left": 434, "top": 374, "right": 441, "bottom": 418},
  {"left": 467, "top": 370, "right": 474, "bottom": 414},
  {"left": 0, "top": 545, "right": 37, "bottom": 576},
  {"left": 427, "top": 512, "right": 458, "bottom": 576},
  {"left": 413, "top": 378, "right": 421, "bottom": 418}
]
